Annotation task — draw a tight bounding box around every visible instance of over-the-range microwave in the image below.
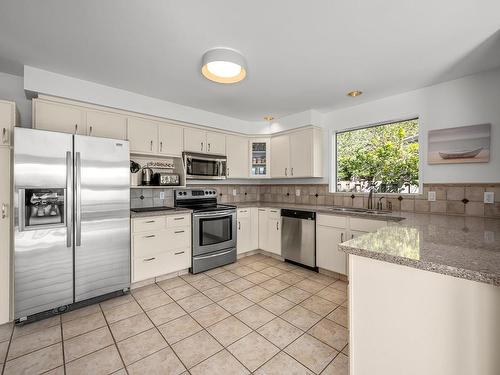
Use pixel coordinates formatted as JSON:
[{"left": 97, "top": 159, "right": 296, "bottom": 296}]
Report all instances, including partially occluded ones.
[{"left": 184, "top": 152, "right": 227, "bottom": 180}]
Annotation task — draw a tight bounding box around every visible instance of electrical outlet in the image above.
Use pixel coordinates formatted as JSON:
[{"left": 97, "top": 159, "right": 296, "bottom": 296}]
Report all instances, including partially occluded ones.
[
  {"left": 484, "top": 191, "right": 494, "bottom": 204},
  {"left": 296, "top": 189, "right": 301, "bottom": 197},
  {"left": 428, "top": 191, "right": 436, "bottom": 201},
  {"left": 232, "top": 189, "right": 237, "bottom": 196},
  {"left": 159, "top": 192, "right": 165, "bottom": 200}
]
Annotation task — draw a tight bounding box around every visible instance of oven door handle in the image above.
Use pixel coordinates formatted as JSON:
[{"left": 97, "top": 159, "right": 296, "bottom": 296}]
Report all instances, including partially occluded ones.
[
  {"left": 195, "top": 249, "right": 234, "bottom": 260},
  {"left": 193, "top": 211, "right": 235, "bottom": 218}
]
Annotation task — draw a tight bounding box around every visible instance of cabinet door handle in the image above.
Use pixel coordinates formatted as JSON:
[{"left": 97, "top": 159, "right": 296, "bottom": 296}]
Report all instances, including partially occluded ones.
[
  {"left": 291, "top": 167, "right": 294, "bottom": 176},
  {"left": 150, "top": 140, "right": 153, "bottom": 151},
  {"left": 227, "top": 167, "right": 229, "bottom": 177},
  {"left": 276, "top": 221, "right": 279, "bottom": 230},
  {"left": 160, "top": 141, "right": 163, "bottom": 152},
  {"left": 285, "top": 168, "right": 288, "bottom": 176},
  {"left": 238, "top": 221, "right": 241, "bottom": 230},
  {"left": 1, "top": 128, "right": 6, "bottom": 144},
  {"left": 200, "top": 142, "right": 203, "bottom": 151},
  {"left": 351, "top": 234, "right": 354, "bottom": 239},
  {"left": 208, "top": 143, "right": 211, "bottom": 152},
  {"left": 145, "top": 220, "right": 156, "bottom": 223},
  {"left": 174, "top": 217, "right": 184, "bottom": 221},
  {"left": 74, "top": 124, "right": 78, "bottom": 134},
  {"left": 174, "top": 251, "right": 185, "bottom": 255},
  {"left": 144, "top": 234, "right": 156, "bottom": 238},
  {"left": 89, "top": 125, "right": 93, "bottom": 136},
  {"left": 143, "top": 257, "right": 156, "bottom": 262},
  {"left": 341, "top": 233, "right": 344, "bottom": 242},
  {"left": 174, "top": 230, "right": 185, "bottom": 234},
  {"left": 1, "top": 203, "right": 6, "bottom": 219}
]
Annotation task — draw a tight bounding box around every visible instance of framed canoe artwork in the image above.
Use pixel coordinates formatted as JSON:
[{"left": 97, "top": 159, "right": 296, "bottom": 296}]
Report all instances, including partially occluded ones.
[{"left": 428, "top": 123, "right": 491, "bottom": 164}]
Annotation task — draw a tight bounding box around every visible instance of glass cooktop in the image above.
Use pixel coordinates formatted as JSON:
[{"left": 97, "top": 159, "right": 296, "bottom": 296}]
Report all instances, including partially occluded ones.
[{"left": 130, "top": 207, "right": 176, "bottom": 213}]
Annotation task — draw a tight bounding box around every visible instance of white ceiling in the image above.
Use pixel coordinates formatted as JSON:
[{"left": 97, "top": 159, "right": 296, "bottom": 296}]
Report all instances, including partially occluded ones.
[{"left": 1, "top": 0, "right": 499, "bottom": 121}]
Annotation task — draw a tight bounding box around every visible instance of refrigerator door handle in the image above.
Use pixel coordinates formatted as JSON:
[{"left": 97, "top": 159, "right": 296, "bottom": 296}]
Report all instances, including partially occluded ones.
[
  {"left": 66, "top": 151, "right": 73, "bottom": 248},
  {"left": 18, "top": 189, "right": 25, "bottom": 232},
  {"left": 75, "top": 151, "right": 82, "bottom": 246}
]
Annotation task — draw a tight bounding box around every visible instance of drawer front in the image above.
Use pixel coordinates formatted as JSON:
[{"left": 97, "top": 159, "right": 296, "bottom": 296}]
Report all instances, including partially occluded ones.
[
  {"left": 133, "top": 249, "right": 191, "bottom": 282},
  {"left": 133, "top": 231, "right": 167, "bottom": 257},
  {"left": 268, "top": 208, "right": 280, "bottom": 219},
  {"left": 317, "top": 214, "right": 347, "bottom": 228},
  {"left": 165, "top": 227, "right": 191, "bottom": 250},
  {"left": 166, "top": 214, "right": 191, "bottom": 228},
  {"left": 350, "top": 218, "right": 387, "bottom": 232},
  {"left": 133, "top": 217, "right": 165, "bottom": 233},
  {"left": 237, "top": 208, "right": 251, "bottom": 218}
]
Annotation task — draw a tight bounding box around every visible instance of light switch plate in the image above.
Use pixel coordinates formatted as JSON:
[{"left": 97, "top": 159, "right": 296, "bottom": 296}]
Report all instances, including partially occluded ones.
[
  {"left": 159, "top": 192, "right": 165, "bottom": 200},
  {"left": 296, "top": 189, "right": 301, "bottom": 197},
  {"left": 428, "top": 191, "right": 436, "bottom": 201},
  {"left": 484, "top": 191, "right": 494, "bottom": 204},
  {"left": 232, "top": 189, "right": 237, "bottom": 196}
]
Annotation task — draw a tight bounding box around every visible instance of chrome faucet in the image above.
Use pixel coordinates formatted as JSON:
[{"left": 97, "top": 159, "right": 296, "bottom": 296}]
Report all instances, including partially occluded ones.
[{"left": 367, "top": 186, "right": 374, "bottom": 209}]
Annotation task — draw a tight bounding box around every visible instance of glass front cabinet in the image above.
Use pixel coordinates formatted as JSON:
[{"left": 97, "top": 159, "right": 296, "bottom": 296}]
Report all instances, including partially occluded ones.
[{"left": 249, "top": 138, "right": 270, "bottom": 178}]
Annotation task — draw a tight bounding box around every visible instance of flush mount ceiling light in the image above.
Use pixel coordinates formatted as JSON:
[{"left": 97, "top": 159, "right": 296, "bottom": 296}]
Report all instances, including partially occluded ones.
[
  {"left": 201, "top": 48, "right": 247, "bottom": 84},
  {"left": 263, "top": 115, "right": 275, "bottom": 121},
  {"left": 347, "top": 90, "right": 363, "bottom": 97}
]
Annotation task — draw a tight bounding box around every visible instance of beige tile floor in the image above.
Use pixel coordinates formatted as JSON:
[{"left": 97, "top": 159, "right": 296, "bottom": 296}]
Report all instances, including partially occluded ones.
[{"left": 0, "top": 254, "right": 349, "bottom": 375}]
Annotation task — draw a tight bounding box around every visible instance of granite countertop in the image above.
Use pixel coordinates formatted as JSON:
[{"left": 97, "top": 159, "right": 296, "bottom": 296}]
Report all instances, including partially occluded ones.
[
  {"left": 339, "top": 212, "right": 500, "bottom": 286},
  {"left": 234, "top": 201, "right": 404, "bottom": 222},
  {"left": 130, "top": 207, "right": 192, "bottom": 218}
]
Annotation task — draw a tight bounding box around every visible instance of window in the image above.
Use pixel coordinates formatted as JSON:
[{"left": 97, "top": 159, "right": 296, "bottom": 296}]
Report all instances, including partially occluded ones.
[{"left": 335, "top": 118, "right": 419, "bottom": 194}]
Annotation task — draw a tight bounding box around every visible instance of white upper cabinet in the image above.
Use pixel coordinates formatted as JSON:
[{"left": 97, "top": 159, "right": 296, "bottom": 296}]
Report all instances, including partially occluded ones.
[
  {"left": 158, "top": 123, "right": 183, "bottom": 156},
  {"left": 0, "top": 100, "right": 15, "bottom": 146},
  {"left": 127, "top": 117, "right": 158, "bottom": 154},
  {"left": 270, "top": 128, "right": 323, "bottom": 178},
  {"left": 184, "top": 128, "right": 226, "bottom": 155},
  {"left": 249, "top": 138, "right": 270, "bottom": 178},
  {"left": 184, "top": 128, "right": 207, "bottom": 153},
  {"left": 226, "top": 135, "right": 249, "bottom": 178},
  {"left": 86, "top": 110, "right": 127, "bottom": 139},
  {"left": 34, "top": 100, "right": 86, "bottom": 135},
  {"left": 271, "top": 134, "right": 290, "bottom": 178},
  {"left": 206, "top": 132, "right": 226, "bottom": 155},
  {"left": 290, "top": 129, "right": 312, "bottom": 177}
]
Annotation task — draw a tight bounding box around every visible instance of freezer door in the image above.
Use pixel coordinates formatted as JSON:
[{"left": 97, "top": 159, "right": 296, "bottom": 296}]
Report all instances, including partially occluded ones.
[
  {"left": 14, "top": 128, "right": 74, "bottom": 318},
  {"left": 74, "top": 135, "right": 130, "bottom": 301}
]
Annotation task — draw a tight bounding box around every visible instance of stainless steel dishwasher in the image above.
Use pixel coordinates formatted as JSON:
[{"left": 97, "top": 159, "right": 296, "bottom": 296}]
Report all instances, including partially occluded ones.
[{"left": 281, "top": 209, "right": 317, "bottom": 269}]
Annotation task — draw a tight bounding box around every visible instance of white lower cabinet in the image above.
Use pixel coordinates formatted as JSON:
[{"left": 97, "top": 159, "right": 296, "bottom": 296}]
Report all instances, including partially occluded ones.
[
  {"left": 131, "top": 213, "right": 191, "bottom": 282},
  {"left": 256, "top": 207, "right": 281, "bottom": 255},
  {"left": 0, "top": 147, "right": 11, "bottom": 324},
  {"left": 316, "top": 214, "right": 387, "bottom": 275}
]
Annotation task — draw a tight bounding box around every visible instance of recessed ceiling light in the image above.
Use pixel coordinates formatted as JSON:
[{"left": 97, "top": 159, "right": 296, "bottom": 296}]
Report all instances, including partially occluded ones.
[
  {"left": 347, "top": 90, "right": 363, "bottom": 97},
  {"left": 201, "top": 48, "right": 247, "bottom": 84},
  {"left": 264, "top": 116, "right": 274, "bottom": 121}
]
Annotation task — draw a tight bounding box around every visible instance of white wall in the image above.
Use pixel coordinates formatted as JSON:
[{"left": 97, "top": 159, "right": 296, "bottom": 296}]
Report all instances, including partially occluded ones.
[
  {"left": 24, "top": 66, "right": 269, "bottom": 135},
  {"left": 324, "top": 67, "right": 500, "bottom": 184},
  {"left": 0, "top": 72, "right": 32, "bottom": 127}
]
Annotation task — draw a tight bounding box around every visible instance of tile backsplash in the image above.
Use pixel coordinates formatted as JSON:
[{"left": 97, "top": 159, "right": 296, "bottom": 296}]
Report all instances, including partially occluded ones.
[{"left": 130, "top": 183, "right": 500, "bottom": 218}]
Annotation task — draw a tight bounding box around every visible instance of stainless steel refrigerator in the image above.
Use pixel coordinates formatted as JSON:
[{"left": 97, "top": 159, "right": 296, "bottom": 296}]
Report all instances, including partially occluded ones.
[{"left": 14, "top": 128, "right": 130, "bottom": 320}]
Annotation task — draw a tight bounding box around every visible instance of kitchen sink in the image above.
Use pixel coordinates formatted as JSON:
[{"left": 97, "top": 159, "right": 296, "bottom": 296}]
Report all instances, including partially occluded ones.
[{"left": 328, "top": 207, "right": 392, "bottom": 215}]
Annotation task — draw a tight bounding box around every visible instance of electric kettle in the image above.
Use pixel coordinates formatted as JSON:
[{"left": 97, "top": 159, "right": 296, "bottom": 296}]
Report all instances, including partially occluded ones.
[{"left": 141, "top": 166, "right": 154, "bottom": 185}]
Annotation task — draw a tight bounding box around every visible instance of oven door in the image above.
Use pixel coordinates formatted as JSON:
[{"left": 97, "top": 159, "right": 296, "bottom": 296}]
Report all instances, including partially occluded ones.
[
  {"left": 193, "top": 210, "right": 236, "bottom": 256},
  {"left": 185, "top": 154, "right": 226, "bottom": 180}
]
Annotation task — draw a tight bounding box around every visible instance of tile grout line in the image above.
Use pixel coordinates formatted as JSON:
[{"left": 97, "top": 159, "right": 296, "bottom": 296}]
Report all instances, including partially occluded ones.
[
  {"left": 129, "top": 289, "right": 193, "bottom": 374},
  {"left": 0, "top": 323, "right": 14, "bottom": 375},
  {"left": 98, "top": 303, "right": 129, "bottom": 374}
]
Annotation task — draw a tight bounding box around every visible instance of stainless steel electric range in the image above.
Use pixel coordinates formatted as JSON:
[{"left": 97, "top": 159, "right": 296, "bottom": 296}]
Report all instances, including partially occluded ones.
[{"left": 174, "top": 189, "right": 236, "bottom": 273}]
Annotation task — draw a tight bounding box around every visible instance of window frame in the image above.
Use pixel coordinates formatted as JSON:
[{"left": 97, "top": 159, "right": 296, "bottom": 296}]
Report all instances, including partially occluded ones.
[{"left": 330, "top": 117, "right": 422, "bottom": 194}]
